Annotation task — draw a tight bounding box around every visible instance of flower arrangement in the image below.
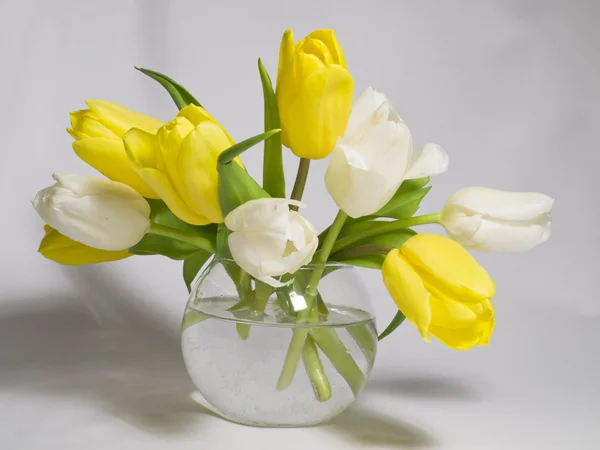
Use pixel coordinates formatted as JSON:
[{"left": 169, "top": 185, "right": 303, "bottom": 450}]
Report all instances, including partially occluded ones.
[{"left": 32, "top": 29, "right": 553, "bottom": 415}]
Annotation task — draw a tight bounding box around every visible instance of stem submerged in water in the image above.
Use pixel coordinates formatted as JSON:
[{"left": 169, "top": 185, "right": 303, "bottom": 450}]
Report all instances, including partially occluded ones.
[{"left": 276, "top": 210, "right": 349, "bottom": 391}]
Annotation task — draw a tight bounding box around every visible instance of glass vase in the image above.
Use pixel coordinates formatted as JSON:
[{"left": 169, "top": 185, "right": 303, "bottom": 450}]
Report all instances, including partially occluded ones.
[{"left": 180, "top": 258, "right": 377, "bottom": 427}]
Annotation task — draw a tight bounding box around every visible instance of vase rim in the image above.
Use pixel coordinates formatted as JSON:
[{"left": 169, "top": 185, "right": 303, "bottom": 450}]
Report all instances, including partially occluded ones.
[{"left": 213, "top": 257, "right": 355, "bottom": 270}]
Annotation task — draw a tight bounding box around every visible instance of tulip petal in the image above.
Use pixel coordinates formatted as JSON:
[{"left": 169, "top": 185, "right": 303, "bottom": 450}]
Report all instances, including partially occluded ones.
[
  {"left": 444, "top": 187, "right": 554, "bottom": 222},
  {"left": 178, "top": 121, "right": 232, "bottom": 224},
  {"left": 428, "top": 324, "right": 489, "bottom": 350},
  {"left": 228, "top": 231, "right": 286, "bottom": 287},
  {"left": 224, "top": 198, "right": 305, "bottom": 231},
  {"left": 177, "top": 104, "right": 235, "bottom": 145},
  {"left": 69, "top": 110, "right": 115, "bottom": 139},
  {"left": 39, "top": 225, "right": 130, "bottom": 265},
  {"left": 344, "top": 87, "right": 389, "bottom": 138},
  {"left": 307, "top": 29, "right": 347, "bottom": 67},
  {"left": 325, "top": 143, "right": 395, "bottom": 218},
  {"left": 382, "top": 249, "right": 432, "bottom": 340},
  {"left": 276, "top": 29, "right": 297, "bottom": 149},
  {"left": 285, "top": 64, "right": 354, "bottom": 159},
  {"left": 428, "top": 300, "right": 494, "bottom": 350},
  {"left": 405, "top": 143, "right": 449, "bottom": 179},
  {"left": 33, "top": 174, "right": 150, "bottom": 251},
  {"left": 123, "top": 128, "right": 209, "bottom": 225},
  {"left": 401, "top": 234, "right": 496, "bottom": 301},
  {"left": 86, "top": 100, "right": 163, "bottom": 137},
  {"left": 72, "top": 138, "right": 159, "bottom": 198},
  {"left": 465, "top": 214, "right": 552, "bottom": 252},
  {"left": 260, "top": 211, "right": 318, "bottom": 276},
  {"left": 297, "top": 37, "right": 334, "bottom": 65},
  {"left": 429, "top": 295, "right": 477, "bottom": 329}
]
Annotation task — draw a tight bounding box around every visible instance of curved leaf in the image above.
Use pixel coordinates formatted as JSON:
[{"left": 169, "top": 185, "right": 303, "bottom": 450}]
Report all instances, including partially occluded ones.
[
  {"left": 378, "top": 310, "right": 407, "bottom": 341},
  {"left": 183, "top": 252, "right": 213, "bottom": 292},
  {"left": 258, "top": 59, "right": 285, "bottom": 198},
  {"left": 135, "top": 67, "right": 202, "bottom": 110},
  {"left": 334, "top": 254, "right": 385, "bottom": 270},
  {"left": 129, "top": 234, "right": 198, "bottom": 260},
  {"left": 376, "top": 186, "right": 431, "bottom": 219},
  {"left": 129, "top": 200, "right": 217, "bottom": 260}
]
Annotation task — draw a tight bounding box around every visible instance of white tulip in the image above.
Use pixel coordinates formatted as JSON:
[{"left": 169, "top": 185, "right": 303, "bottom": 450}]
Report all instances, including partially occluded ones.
[
  {"left": 225, "top": 198, "right": 318, "bottom": 287},
  {"left": 33, "top": 173, "right": 151, "bottom": 251},
  {"left": 440, "top": 187, "right": 554, "bottom": 252},
  {"left": 325, "top": 87, "right": 449, "bottom": 218}
]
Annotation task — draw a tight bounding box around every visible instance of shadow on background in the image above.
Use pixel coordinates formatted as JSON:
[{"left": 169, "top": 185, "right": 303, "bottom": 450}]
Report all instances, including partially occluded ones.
[
  {"left": 326, "top": 403, "right": 436, "bottom": 448},
  {"left": 0, "top": 266, "right": 215, "bottom": 435},
  {"left": 0, "top": 266, "right": 440, "bottom": 446},
  {"left": 366, "top": 374, "right": 480, "bottom": 401}
]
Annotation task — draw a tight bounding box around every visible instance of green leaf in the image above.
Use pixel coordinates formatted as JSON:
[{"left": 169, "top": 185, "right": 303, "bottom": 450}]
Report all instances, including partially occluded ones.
[
  {"left": 215, "top": 223, "right": 243, "bottom": 287},
  {"left": 258, "top": 59, "right": 285, "bottom": 198},
  {"left": 183, "top": 252, "right": 213, "bottom": 292},
  {"left": 355, "top": 228, "right": 416, "bottom": 248},
  {"left": 376, "top": 186, "right": 431, "bottom": 219},
  {"left": 378, "top": 310, "right": 407, "bottom": 341},
  {"left": 129, "top": 200, "right": 217, "bottom": 260},
  {"left": 129, "top": 234, "right": 199, "bottom": 260},
  {"left": 218, "top": 129, "right": 281, "bottom": 165},
  {"left": 217, "top": 131, "right": 278, "bottom": 217},
  {"left": 181, "top": 309, "right": 208, "bottom": 332},
  {"left": 334, "top": 254, "right": 385, "bottom": 270},
  {"left": 135, "top": 67, "right": 202, "bottom": 110}
]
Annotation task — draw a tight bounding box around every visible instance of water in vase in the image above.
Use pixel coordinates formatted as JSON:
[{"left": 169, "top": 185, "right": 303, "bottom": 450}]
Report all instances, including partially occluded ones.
[{"left": 181, "top": 297, "right": 377, "bottom": 427}]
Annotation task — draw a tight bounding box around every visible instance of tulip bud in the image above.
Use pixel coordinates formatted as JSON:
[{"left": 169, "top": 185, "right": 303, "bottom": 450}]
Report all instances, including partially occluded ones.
[
  {"left": 124, "top": 104, "right": 235, "bottom": 225},
  {"left": 33, "top": 173, "right": 151, "bottom": 251},
  {"left": 325, "top": 87, "right": 448, "bottom": 218},
  {"left": 382, "top": 234, "right": 496, "bottom": 350},
  {"left": 38, "top": 225, "right": 131, "bottom": 265},
  {"left": 440, "top": 187, "right": 554, "bottom": 252},
  {"left": 68, "top": 100, "right": 163, "bottom": 198},
  {"left": 224, "top": 198, "right": 318, "bottom": 287},
  {"left": 276, "top": 29, "right": 354, "bottom": 159}
]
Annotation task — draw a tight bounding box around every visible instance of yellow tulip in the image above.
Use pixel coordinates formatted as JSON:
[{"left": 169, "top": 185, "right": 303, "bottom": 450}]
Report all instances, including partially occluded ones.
[
  {"left": 123, "top": 104, "right": 235, "bottom": 225},
  {"left": 382, "top": 234, "right": 496, "bottom": 350},
  {"left": 276, "top": 29, "right": 354, "bottom": 160},
  {"left": 68, "top": 100, "right": 164, "bottom": 198},
  {"left": 39, "top": 225, "right": 130, "bottom": 265}
]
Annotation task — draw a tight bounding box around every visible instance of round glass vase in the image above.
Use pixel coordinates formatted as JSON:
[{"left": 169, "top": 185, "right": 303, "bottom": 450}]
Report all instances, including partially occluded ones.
[{"left": 181, "top": 257, "right": 377, "bottom": 427}]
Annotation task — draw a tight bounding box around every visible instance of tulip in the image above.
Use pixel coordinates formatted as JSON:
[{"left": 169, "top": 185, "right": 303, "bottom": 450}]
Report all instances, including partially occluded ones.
[
  {"left": 68, "top": 100, "right": 163, "bottom": 198},
  {"left": 225, "top": 198, "right": 318, "bottom": 287},
  {"left": 124, "top": 104, "right": 235, "bottom": 226},
  {"left": 440, "top": 187, "right": 554, "bottom": 252},
  {"left": 382, "top": 234, "right": 495, "bottom": 350},
  {"left": 39, "top": 225, "right": 131, "bottom": 265},
  {"left": 33, "top": 173, "right": 151, "bottom": 251},
  {"left": 276, "top": 29, "right": 354, "bottom": 159},
  {"left": 325, "top": 87, "right": 448, "bottom": 218}
]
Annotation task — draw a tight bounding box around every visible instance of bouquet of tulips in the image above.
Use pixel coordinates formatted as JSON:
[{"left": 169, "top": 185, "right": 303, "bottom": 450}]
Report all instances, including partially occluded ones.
[{"left": 33, "top": 28, "right": 553, "bottom": 402}]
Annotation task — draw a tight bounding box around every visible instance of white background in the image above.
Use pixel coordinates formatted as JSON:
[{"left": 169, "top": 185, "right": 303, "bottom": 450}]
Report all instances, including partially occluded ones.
[{"left": 1, "top": 1, "right": 599, "bottom": 449}]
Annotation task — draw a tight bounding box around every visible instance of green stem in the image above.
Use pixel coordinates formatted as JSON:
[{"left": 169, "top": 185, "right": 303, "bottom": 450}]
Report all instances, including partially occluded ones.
[
  {"left": 306, "top": 210, "right": 348, "bottom": 299},
  {"left": 378, "top": 310, "right": 407, "bottom": 341},
  {"left": 289, "top": 158, "right": 310, "bottom": 210},
  {"left": 302, "top": 335, "right": 332, "bottom": 402},
  {"left": 251, "top": 281, "right": 273, "bottom": 315},
  {"left": 235, "top": 272, "right": 253, "bottom": 340},
  {"left": 329, "top": 244, "right": 394, "bottom": 262},
  {"left": 348, "top": 323, "right": 377, "bottom": 365},
  {"left": 148, "top": 223, "right": 217, "bottom": 254},
  {"left": 331, "top": 212, "right": 441, "bottom": 254},
  {"left": 276, "top": 210, "right": 348, "bottom": 390},
  {"left": 310, "top": 328, "right": 365, "bottom": 396},
  {"left": 276, "top": 328, "right": 309, "bottom": 391}
]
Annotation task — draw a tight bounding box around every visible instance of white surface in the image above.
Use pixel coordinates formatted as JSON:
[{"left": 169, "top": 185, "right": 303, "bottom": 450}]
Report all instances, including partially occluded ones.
[{"left": 1, "top": 1, "right": 599, "bottom": 449}]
